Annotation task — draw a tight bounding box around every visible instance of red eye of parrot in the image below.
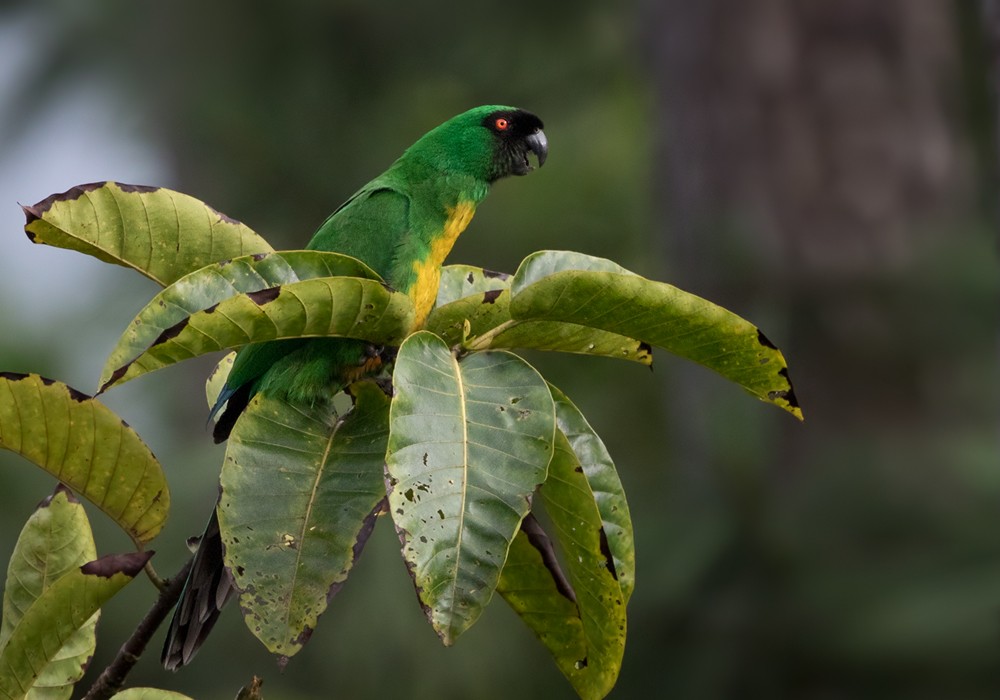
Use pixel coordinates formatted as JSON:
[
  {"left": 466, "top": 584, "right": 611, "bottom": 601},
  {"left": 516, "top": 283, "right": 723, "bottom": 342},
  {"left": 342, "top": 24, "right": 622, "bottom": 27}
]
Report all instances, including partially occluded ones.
[{"left": 495, "top": 118, "right": 510, "bottom": 131}]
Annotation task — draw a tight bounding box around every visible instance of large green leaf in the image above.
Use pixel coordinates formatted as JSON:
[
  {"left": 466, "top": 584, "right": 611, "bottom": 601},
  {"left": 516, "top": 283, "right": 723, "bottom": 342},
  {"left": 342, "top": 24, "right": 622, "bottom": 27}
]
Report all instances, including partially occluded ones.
[
  {"left": 549, "top": 384, "right": 634, "bottom": 603},
  {"left": 0, "top": 487, "right": 97, "bottom": 700},
  {"left": 0, "top": 374, "right": 168, "bottom": 544},
  {"left": 498, "top": 431, "right": 627, "bottom": 700},
  {"left": 385, "top": 331, "right": 555, "bottom": 645},
  {"left": 100, "top": 277, "right": 415, "bottom": 392},
  {"left": 510, "top": 251, "right": 802, "bottom": 419},
  {"left": 425, "top": 268, "right": 652, "bottom": 366},
  {"left": 219, "top": 381, "right": 390, "bottom": 657},
  {"left": 22, "top": 182, "right": 272, "bottom": 287},
  {"left": 0, "top": 551, "right": 152, "bottom": 700},
  {"left": 101, "top": 251, "right": 384, "bottom": 391}
]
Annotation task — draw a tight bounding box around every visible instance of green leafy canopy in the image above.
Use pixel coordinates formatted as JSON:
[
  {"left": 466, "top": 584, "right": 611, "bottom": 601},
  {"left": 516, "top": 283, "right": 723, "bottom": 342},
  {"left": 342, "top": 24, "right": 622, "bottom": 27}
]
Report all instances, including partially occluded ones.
[{"left": 0, "top": 182, "right": 802, "bottom": 700}]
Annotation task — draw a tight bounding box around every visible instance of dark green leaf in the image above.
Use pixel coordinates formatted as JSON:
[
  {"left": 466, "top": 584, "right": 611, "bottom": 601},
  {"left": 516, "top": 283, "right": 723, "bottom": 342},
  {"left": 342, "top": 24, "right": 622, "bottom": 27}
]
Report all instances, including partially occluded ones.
[
  {"left": 0, "top": 374, "right": 169, "bottom": 544},
  {"left": 22, "top": 182, "right": 272, "bottom": 287},
  {"left": 102, "top": 251, "right": 384, "bottom": 387},
  {"left": 425, "top": 271, "right": 652, "bottom": 366},
  {"left": 386, "top": 331, "right": 554, "bottom": 644},
  {"left": 100, "top": 277, "right": 414, "bottom": 392},
  {"left": 549, "top": 384, "right": 635, "bottom": 603},
  {"left": 498, "top": 431, "right": 626, "bottom": 700},
  {"left": 219, "top": 382, "right": 390, "bottom": 657},
  {"left": 510, "top": 251, "right": 802, "bottom": 419}
]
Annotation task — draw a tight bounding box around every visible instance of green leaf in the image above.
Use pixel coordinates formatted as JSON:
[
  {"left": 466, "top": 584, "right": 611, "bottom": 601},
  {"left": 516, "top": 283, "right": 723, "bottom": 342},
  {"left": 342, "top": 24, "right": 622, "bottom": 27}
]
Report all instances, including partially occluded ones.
[
  {"left": 100, "top": 277, "right": 415, "bottom": 392},
  {"left": 110, "top": 690, "right": 195, "bottom": 700},
  {"left": 101, "top": 251, "right": 384, "bottom": 390},
  {"left": 498, "top": 432, "right": 627, "bottom": 700},
  {"left": 219, "top": 382, "right": 390, "bottom": 657},
  {"left": 510, "top": 250, "right": 802, "bottom": 419},
  {"left": 385, "top": 331, "right": 555, "bottom": 645},
  {"left": 425, "top": 270, "right": 652, "bottom": 366},
  {"left": 0, "top": 374, "right": 169, "bottom": 544},
  {"left": 498, "top": 530, "right": 584, "bottom": 682},
  {"left": 549, "top": 384, "right": 635, "bottom": 603},
  {"left": 0, "top": 487, "right": 97, "bottom": 700},
  {"left": 0, "top": 551, "right": 152, "bottom": 700},
  {"left": 22, "top": 182, "right": 272, "bottom": 287}
]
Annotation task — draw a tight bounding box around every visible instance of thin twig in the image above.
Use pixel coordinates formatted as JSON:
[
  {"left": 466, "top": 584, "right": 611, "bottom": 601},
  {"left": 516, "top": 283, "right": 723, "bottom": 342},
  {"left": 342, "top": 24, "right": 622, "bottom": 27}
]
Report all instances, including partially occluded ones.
[{"left": 82, "top": 555, "right": 194, "bottom": 700}]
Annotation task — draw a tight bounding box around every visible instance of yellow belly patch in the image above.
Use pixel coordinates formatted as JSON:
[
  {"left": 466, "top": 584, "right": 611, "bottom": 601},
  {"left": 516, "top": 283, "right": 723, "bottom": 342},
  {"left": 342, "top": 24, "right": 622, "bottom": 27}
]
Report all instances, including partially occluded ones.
[{"left": 410, "top": 200, "right": 476, "bottom": 327}]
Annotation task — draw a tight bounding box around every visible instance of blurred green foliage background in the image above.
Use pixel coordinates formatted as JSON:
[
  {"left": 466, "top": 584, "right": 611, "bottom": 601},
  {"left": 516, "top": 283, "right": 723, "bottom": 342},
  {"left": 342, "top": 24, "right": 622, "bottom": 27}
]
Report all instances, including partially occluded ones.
[{"left": 0, "top": 2, "right": 998, "bottom": 698}]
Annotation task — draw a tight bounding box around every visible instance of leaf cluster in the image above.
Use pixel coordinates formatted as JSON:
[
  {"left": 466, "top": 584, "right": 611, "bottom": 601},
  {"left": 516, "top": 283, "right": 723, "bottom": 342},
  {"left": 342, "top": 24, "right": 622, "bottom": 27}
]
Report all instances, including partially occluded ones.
[{"left": 0, "top": 182, "right": 800, "bottom": 699}]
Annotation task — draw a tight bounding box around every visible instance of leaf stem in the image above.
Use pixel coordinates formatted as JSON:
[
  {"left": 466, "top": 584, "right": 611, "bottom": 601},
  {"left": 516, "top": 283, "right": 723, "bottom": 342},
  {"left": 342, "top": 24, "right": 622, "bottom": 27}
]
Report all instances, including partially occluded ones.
[
  {"left": 82, "top": 555, "right": 194, "bottom": 700},
  {"left": 143, "top": 559, "right": 167, "bottom": 592},
  {"left": 463, "top": 319, "right": 518, "bottom": 351}
]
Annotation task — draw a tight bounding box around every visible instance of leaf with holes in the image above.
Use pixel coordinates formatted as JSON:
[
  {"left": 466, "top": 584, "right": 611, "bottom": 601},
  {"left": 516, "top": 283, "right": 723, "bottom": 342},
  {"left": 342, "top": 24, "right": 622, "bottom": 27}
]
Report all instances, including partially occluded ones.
[
  {"left": 100, "top": 277, "right": 414, "bottom": 392},
  {"left": 219, "top": 381, "right": 390, "bottom": 657},
  {"left": 0, "top": 486, "right": 98, "bottom": 700},
  {"left": 0, "top": 374, "right": 168, "bottom": 544},
  {"left": 498, "top": 431, "right": 627, "bottom": 700},
  {"left": 0, "top": 551, "right": 151, "bottom": 700},
  {"left": 510, "top": 251, "right": 802, "bottom": 419},
  {"left": 22, "top": 182, "right": 272, "bottom": 287},
  {"left": 101, "top": 251, "right": 383, "bottom": 392},
  {"left": 434, "top": 264, "right": 513, "bottom": 306},
  {"left": 385, "top": 331, "right": 555, "bottom": 645}
]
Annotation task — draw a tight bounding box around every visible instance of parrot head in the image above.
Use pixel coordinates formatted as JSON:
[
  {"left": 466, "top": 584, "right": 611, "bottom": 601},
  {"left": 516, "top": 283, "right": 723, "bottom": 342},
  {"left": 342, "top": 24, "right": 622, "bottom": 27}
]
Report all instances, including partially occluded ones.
[{"left": 402, "top": 105, "right": 548, "bottom": 183}]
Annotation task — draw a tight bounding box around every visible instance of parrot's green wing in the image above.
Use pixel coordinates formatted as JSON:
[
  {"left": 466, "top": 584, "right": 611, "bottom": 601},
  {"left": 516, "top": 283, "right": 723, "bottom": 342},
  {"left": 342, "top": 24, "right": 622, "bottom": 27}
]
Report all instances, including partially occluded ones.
[
  {"left": 212, "top": 186, "right": 414, "bottom": 440},
  {"left": 307, "top": 185, "right": 412, "bottom": 280}
]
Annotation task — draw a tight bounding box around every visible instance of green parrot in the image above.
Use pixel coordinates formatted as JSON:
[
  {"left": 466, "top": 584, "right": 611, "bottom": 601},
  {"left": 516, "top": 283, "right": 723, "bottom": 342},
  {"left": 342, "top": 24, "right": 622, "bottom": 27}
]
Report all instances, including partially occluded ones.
[{"left": 162, "top": 105, "right": 547, "bottom": 669}]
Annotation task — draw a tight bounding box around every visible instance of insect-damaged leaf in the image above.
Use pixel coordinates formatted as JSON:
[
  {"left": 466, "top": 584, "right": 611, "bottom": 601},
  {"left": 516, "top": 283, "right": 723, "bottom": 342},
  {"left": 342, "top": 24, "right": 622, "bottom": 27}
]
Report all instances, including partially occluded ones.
[
  {"left": 0, "top": 374, "right": 168, "bottom": 544},
  {"left": 385, "top": 331, "right": 555, "bottom": 645},
  {"left": 498, "top": 431, "right": 626, "bottom": 700},
  {"left": 0, "top": 487, "right": 97, "bottom": 700},
  {"left": 0, "top": 551, "right": 151, "bottom": 700},
  {"left": 22, "top": 182, "right": 272, "bottom": 287},
  {"left": 434, "top": 264, "right": 512, "bottom": 307},
  {"left": 510, "top": 251, "right": 803, "bottom": 420},
  {"left": 219, "top": 382, "right": 389, "bottom": 658},
  {"left": 100, "top": 277, "right": 414, "bottom": 392},
  {"left": 549, "top": 384, "right": 635, "bottom": 603},
  {"left": 425, "top": 266, "right": 652, "bottom": 367},
  {"left": 101, "top": 251, "right": 384, "bottom": 392}
]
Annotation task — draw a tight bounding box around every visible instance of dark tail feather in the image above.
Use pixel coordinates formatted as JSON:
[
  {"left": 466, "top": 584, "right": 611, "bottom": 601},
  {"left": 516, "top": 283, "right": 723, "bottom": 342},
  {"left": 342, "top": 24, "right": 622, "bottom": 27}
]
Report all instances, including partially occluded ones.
[
  {"left": 162, "top": 508, "right": 235, "bottom": 670},
  {"left": 212, "top": 382, "right": 253, "bottom": 443}
]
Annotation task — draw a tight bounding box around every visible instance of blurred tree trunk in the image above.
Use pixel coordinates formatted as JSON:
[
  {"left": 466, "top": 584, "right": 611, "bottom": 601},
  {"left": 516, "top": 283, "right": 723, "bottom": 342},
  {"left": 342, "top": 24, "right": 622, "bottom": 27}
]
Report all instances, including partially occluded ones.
[
  {"left": 640, "top": 0, "right": 973, "bottom": 693},
  {"left": 648, "top": 0, "right": 962, "bottom": 280},
  {"left": 643, "top": 0, "right": 967, "bottom": 474}
]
